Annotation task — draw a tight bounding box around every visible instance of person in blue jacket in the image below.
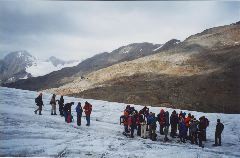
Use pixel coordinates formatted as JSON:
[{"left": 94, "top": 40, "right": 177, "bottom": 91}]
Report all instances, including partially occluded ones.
[
  {"left": 148, "top": 112, "right": 157, "bottom": 141},
  {"left": 75, "top": 102, "right": 83, "bottom": 126},
  {"left": 179, "top": 117, "right": 187, "bottom": 143}
]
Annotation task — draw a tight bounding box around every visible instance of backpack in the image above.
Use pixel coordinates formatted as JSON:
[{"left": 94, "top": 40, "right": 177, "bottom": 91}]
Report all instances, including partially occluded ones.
[{"left": 35, "top": 98, "right": 38, "bottom": 104}]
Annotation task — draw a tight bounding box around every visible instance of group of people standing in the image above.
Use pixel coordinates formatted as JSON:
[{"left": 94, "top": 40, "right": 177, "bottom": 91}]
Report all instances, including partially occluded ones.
[
  {"left": 120, "top": 105, "right": 224, "bottom": 147},
  {"left": 34, "top": 93, "right": 92, "bottom": 126}
]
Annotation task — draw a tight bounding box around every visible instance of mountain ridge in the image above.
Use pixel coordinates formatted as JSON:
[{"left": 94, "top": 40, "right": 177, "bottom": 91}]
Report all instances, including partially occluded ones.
[
  {"left": 4, "top": 42, "right": 173, "bottom": 90},
  {"left": 45, "top": 22, "right": 240, "bottom": 113}
]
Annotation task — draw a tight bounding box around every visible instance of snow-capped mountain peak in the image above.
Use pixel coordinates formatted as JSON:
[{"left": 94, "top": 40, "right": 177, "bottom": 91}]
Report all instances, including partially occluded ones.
[{"left": 0, "top": 51, "right": 79, "bottom": 84}]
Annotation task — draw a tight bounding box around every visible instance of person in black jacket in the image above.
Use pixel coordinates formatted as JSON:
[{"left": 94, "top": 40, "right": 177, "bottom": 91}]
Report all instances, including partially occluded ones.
[
  {"left": 214, "top": 119, "right": 224, "bottom": 146},
  {"left": 63, "top": 102, "right": 74, "bottom": 122},
  {"left": 75, "top": 102, "right": 83, "bottom": 126},
  {"left": 57, "top": 96, "right": 64, "bottom": 116},
  {"left": 164, "top": 111, "right": 170, "bottom": 141},
  {"left": 198, "top": 117, "right": 205, "bottom": 148},
  {"left": 170, "top": 110, "right": 178, "bottom": 138},
  {"left": 34, "top": 93, "right": 44, "bottom": 115}
]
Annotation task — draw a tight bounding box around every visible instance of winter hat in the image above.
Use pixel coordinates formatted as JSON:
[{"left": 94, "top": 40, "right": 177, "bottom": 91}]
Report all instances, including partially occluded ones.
[{"left": 182, "top": 112, "right": 186, "bottom": 117}]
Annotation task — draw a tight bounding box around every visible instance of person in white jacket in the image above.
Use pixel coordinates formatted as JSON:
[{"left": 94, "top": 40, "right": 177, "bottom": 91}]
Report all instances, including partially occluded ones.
[{"left": 141, "top": 120, "right": 147, "bottom": 139}]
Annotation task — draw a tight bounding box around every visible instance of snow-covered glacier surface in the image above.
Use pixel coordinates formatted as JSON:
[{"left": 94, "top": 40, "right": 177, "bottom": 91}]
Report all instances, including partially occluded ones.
[
  {"left": 0, "top": 87, "right": 239, "bottom": 157},
  {"left": 26, "top": 60, "right": 79, "bottom": 77}
]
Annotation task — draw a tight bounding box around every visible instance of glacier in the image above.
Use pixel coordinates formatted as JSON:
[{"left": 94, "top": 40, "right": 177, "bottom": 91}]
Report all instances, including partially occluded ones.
[{"left": 0, "top": 87, "right": 239, "bottom": 157}]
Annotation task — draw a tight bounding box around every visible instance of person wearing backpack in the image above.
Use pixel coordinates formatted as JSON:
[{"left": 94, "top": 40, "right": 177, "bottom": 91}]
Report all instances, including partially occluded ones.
[
  {"left": 214, "top": 119, "right": 224, "bottom": 146},
  {"left": 50, "top": 94, "right": 57, "bottom": 115},
  {"left": 83, "top": 101, "right": 92, "bottom": 126},
  {"left": 64, "top": 102, "right": 74, "bottom": 122},
  {"left": 34, "top": 93, "right": 44, "bottom": 115},
  {"left": 75, "top": 102, "right": 83, "bottom": 126}
]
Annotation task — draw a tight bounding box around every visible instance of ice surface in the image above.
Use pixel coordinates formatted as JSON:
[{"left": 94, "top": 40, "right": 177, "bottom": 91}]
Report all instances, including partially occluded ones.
[{"left": 0, "top": 87, "right": 239, "bottom": 157}]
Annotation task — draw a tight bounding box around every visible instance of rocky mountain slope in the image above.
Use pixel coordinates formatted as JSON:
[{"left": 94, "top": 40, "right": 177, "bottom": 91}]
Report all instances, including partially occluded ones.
[
  {"left": 4, "top": 42, "right": 169, "bottom": 90},
  {"left": 0, "top": 51, "right": 78, "bottom": 84},
  {"left": 46, "top": 22, "right": 240, "bottom": 113}
]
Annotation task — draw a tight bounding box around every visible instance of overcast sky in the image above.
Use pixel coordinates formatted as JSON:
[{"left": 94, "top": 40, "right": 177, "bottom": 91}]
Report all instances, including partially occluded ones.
[{"left": 0, "top": 1, "right": 239, "bottom": 60}]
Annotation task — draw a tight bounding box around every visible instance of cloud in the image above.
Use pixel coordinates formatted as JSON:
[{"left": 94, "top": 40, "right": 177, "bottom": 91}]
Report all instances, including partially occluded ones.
[{"left": 0, "top": 1, "right": 239, "bottom": 60}]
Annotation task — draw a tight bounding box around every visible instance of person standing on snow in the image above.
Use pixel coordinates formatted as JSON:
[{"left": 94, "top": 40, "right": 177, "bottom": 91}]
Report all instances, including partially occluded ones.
[
  {"left": 136, "top": 112, "right": 142, "bottom": 136},
  {"left": 64, "top": 102, "right": 74, "bottom": 122},
  {"left": 198, "top": 117, "right": 205, "bottom": 148},
  {"left": 140, "top": 114, "right": 147, "bottom": 139},
  {"left": 50, "top": 94, "right": 57, "bottom": 115},
  {"left": 157, "top": 109, "right": 165, "bottom": 135},
  {"left": 34, "top": 93, "right": 44, "bottom": 115},
  {"left": 75, "top": 102, "right": 83, "bottom": 126},
  {"left": 185, "top": 113, "right": 192, "bottom": 138},
  {"left": 83, "top": 101, "right": 92, "bottom": 126},
  {"left": 179, "top": 116, "right": 187, "bottom": 143},
  {"left": 164, "top": 111, "right": 170, "bottom": 141},
  {"left": 57, "top": 96, "right": 64, "bottom": 116},
  {"left": 122, "top": 109, "right": 129, "bottom": 134},
  {"left": 170, "top": 110, "right": 178, "bottom": 138},
  {"left": 214, "top": 119, "right": 224, "bottom": 146},
  {"left": 189, "top": 118, "right": 199, "bottom": 145},
  {"left": 148, "top": 112, "right": 157, "bottom": 141},
  {"left": 128, "top": 112, "right": 136, "bottom": 138},
  {"left": 201, "top": 116, "right": 209, "bottom": 141}
]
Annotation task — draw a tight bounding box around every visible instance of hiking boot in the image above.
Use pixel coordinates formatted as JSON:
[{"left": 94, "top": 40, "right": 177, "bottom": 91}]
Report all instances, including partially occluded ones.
[
  {"left": 54, "top": 113, "right": 57, "bottom": 115},
  {"left": 39, "top": 113, "right": 42, "bottom": 115},
  {"left": 34, "top": 111, "right": 37, "bottom": 114}
]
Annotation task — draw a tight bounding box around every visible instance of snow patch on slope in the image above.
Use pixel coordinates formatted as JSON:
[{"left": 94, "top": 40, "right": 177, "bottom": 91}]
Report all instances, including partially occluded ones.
[
  {"left": 119, "top": 46, "right": 132, "bottom": 54},
  {"left": 153, "top": 45, "right": 163, "bottom": 51},
  {"left": 26, "top": 60, "right": 79, "bottom": 77}
]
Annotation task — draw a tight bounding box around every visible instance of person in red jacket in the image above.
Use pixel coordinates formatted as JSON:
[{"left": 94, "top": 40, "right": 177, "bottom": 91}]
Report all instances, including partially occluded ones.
[
  {"left": 83, "top": 101, "right": 92, "bottom": 126},
  {"left": 157, "top": 109, "right": 165, "bottom": 135},
  {"left": 185, "top": 113, "right": 192, "bottom": 137}
]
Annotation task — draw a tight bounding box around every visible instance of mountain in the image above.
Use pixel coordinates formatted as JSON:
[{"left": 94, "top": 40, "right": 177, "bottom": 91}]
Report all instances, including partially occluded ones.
[
  {"left": 0, "top": 51, "right": 35, "bottom": 83},
  {"left": 3, "top": 42, "right": 169, "bottom": 90},
  {"left": 1, "top": 87, "right": 240, "bottom": 157},
  {"left": 46, "top": 22, "right": 240, "bottom": 113},
  {"left": 0, "top": 51, "right": 79, "bottom": 84}
]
